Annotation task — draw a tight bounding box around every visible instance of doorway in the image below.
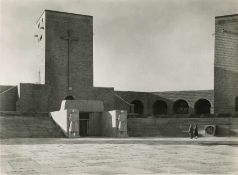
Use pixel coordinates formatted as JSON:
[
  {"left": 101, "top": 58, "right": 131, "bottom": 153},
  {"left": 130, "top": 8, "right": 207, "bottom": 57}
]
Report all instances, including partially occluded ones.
[
  {"left": 194, "top": 99, "right": 211, "bottom": 114},
  {"left": 79, "top": 112, "right": 89, "bottom": 137}
]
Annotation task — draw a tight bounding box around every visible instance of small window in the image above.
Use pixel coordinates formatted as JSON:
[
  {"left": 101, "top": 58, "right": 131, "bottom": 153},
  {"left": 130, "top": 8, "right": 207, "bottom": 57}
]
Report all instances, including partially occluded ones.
[
  {"left": 38, "top": 23, "right": 40, "bottom": 28},
  {"left": 42, "top": 18, "right": 44, "bottom": 22}
]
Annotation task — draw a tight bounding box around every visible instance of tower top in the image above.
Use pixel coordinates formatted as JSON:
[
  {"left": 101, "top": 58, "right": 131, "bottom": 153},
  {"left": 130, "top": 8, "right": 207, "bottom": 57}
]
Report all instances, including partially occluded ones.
[
  {"left": 215, "top": 14, "right": 238, "bottom": 19},
  {"left": 36, "top": 10, "right": 93, "bottom": 24}
]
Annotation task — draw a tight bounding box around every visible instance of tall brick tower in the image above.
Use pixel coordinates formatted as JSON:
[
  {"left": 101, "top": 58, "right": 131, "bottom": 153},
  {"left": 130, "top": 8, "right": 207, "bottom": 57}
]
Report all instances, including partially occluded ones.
[
  {"left": 17, "top": 10, "right": 114, "bottom": 112},
  {"left": 214, "top": 14, "right": 238, "bottom": 114},
  {"left": 18, "top": 10, "right": 95, "bottom": 111},
  {"left": 36, "top": 10, "right": 94, "bottom": 110},
  {"left": 36, "top": 10, "right": 93, "bottom": 91}
]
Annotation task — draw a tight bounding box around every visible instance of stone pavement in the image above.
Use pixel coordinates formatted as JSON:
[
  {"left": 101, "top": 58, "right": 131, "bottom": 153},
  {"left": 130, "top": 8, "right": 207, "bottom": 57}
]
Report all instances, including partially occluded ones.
[{"left": 0, "top": 137, "right": 238, "bottom": 175}]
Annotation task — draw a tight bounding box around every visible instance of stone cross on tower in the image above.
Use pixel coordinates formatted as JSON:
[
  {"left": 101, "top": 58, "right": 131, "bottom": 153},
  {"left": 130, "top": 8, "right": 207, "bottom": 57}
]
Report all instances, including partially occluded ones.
[{"left": 61, "top": 30, "right": 79, "bottom": 90}]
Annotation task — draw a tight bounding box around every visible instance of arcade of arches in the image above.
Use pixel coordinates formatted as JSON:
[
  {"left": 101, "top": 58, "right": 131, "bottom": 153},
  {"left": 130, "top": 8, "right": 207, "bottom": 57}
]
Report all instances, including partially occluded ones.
[{"left": 129, "top": 98, "right": 212, "bottom": 116}]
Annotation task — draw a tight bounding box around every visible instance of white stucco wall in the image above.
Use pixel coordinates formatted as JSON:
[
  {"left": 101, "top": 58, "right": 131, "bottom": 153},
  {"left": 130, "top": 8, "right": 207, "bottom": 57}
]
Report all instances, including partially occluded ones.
[{"left": 51, "top": 110, "right": 68, "bottom": 135}]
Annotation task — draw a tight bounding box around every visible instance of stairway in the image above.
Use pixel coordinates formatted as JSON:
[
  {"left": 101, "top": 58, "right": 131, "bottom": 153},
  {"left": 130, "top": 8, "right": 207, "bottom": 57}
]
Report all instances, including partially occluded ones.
[
  {"left": 128, "top": 118, "right": 161, "bottom": 137},
  {"left": 0, "top": 112, "right": 65, "bottom": 138}
]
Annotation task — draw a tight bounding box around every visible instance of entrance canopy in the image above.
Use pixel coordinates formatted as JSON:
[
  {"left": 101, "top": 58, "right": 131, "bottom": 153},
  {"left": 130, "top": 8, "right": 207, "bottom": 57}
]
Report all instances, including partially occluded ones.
[{"left": 60, "top": 100, "right": 104, "bottom": 112}]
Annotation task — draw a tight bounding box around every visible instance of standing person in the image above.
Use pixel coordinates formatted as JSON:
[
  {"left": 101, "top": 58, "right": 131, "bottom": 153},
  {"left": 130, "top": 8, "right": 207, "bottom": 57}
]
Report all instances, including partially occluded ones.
[
  {"left": 194, "top": 123, "right": 198, "bottom": 139},
  {"left": 188, "top": 124, "right": 194, "bottom": 139}
]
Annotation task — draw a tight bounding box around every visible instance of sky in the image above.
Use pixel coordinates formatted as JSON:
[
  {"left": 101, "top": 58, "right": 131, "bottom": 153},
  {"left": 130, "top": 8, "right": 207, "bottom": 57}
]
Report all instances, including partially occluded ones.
[{"left": 0, "top": 0, "right": 237, "bottom": 92}]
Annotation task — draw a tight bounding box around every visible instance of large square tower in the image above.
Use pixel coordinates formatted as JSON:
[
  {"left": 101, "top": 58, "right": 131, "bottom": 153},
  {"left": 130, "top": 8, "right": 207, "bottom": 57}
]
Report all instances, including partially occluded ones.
[
  {"left": 214, "top": 14, "right": 238, "bottom": 114},
  {"left": 36, "top": 10, "right": 93, "bottom": 90},
  {"left": 17, "top": 10, "right": 97, "bottom": 112}
]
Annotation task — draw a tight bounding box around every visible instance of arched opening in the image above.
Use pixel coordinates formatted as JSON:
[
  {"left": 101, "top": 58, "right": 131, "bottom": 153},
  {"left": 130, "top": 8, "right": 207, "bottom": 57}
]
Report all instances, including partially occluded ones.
[
  {"left": 65, "top": 95, "right": 75, "bottom": 100},
  {"left": 153, "top": 100, "right": 167, "bottom": 115},
  {"left": 235, "top": 96, "right": 238, "bottom": 111},
  {"left": 173, "top": 99, "right": 189, "bottom": 114},
  {"left": 194, "top": 99, "right": 211, "bottom": 114},
  {"left": 131, "top": 100, "right": 144, "bottom": 115}
]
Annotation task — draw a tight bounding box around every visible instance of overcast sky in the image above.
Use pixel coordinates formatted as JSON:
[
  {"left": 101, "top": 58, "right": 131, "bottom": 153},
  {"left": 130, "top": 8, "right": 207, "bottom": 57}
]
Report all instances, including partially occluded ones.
[{"left": 0, "top": 0, "right": 237, "bottom": 92}]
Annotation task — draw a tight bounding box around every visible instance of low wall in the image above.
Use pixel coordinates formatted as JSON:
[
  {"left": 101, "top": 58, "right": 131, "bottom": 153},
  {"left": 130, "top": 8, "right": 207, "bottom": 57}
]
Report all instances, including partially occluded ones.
[
  {"left": 128, "top": 117, "right": 238, "bottom": 137},
  {"left": 0, "top": 86, "right": 18, "bottom": 111},
  {"left": 17, "top": 83, "right": 50, "bottom": 112}
]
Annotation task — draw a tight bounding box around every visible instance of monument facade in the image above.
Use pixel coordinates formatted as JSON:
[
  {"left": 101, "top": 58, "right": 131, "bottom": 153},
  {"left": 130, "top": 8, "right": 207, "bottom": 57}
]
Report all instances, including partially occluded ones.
[{"left": 1, "top": 11, "right": 237, "bottom": 117}]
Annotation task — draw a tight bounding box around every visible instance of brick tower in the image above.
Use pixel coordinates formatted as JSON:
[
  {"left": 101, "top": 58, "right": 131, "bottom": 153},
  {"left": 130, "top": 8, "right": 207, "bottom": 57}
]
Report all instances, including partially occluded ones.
[
  {"left": 17, "top": 10, "right": 114, "bottom": 112},
  {"left": 36, "top": 10, "right": 94, "bottom": 111},
  {"left": 37, "top": 10, "right": 93, "bottom": 92},
  {"left": 214, "top": 14, "right": 238, "bottom": 114}
]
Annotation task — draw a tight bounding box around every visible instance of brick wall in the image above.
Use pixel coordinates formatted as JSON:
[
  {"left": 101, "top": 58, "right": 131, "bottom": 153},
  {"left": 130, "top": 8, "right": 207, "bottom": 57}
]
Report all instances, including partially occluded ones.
[
  {"left": 92, "top": 87, "right": 115, "bottom": 111},
  {"left": 214, "top": 14, "right": 238, "bottom": 114},
  {"left": 114, "top": 91, "right": 173, "bottom": 116},
  {"left": 17, "top": 83, "right": 51, "bottom": 112},
  {"left": 114, "top": 90, "right": 213, "bottom": 117},
  {"left": 154, "top": 90, "right": 214, "bottom": 113},
  {"left": 0, "top": 86, "right": 18, "bottom": 111}
]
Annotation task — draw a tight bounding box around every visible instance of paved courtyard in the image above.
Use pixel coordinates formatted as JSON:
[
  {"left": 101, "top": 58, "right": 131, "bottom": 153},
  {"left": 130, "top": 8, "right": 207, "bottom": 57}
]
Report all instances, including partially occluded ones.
[{"left": 1, "top": 137, "right": 238, "bottom": 175}]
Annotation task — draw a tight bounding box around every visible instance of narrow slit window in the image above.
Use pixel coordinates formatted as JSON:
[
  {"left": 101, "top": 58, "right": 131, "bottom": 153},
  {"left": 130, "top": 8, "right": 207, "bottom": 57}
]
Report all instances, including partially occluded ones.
[{"left": 38, "top": 35, "right": 42, "bottom": 42}]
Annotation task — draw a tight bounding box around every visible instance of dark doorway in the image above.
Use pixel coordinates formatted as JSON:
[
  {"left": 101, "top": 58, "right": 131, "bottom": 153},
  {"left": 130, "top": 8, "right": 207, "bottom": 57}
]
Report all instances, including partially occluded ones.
[
  {"left": 79, "top": 112, "right": 89, "bottom": 136},
  {"left": 194, "top": 99, "right": 211, "bottom": 114},
  {"left": 173, "top": 99, "right": 189, "bottom": 114},
  {"left": 65, "top": 95, "right": 74, "bottom": 100},
  {"left": 153, "top": 100, "right": 167, "bottom": 115},
  {"left": 131, "top": 100, "right": 144, "bottom": 115},
  {"left": 195, "top": 99, "right": 211, "bottom": 114},
  {"left": 80, "top": 120, "right": 88, "bottom": 136}
]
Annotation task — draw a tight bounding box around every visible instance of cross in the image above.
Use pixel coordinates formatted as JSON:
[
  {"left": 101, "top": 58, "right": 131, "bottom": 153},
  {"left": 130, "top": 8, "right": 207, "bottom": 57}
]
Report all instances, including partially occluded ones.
[{"left": 61, "top": 30, "right": 79, "bottom": 90}]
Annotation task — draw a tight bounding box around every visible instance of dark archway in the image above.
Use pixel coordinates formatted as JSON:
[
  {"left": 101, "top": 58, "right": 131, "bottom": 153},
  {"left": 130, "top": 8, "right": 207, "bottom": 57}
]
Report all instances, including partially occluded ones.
[
  {"left": 153, "top": 100, "right": 167, "bottom": 115},
  {"left": 194, "top": 99, "right": 211, "bottom": 114},
  {"left": 131, "top": 100, "right": 144, "bottom": 115},
  {"left": 235, "top": 96, "right": 238, "bottom": 111},
  {"left": 65, "top": 95, "right": 75, "bottom": 100},
  {"left": 173, "top": 99, "right": 189, "bottom": 114}
]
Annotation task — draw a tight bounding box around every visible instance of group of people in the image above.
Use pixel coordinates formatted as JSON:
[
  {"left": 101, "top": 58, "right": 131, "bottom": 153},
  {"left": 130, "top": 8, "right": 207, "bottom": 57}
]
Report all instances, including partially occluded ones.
[{"left": 188, "top": 123, "right": 198, "bottom": 139}]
